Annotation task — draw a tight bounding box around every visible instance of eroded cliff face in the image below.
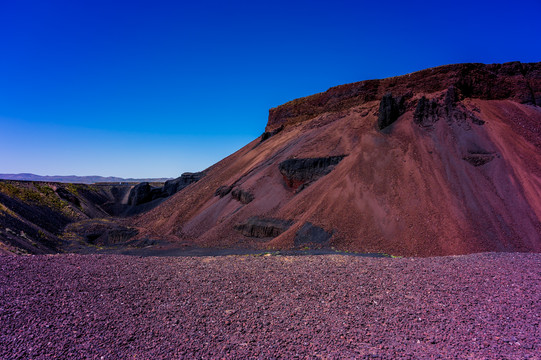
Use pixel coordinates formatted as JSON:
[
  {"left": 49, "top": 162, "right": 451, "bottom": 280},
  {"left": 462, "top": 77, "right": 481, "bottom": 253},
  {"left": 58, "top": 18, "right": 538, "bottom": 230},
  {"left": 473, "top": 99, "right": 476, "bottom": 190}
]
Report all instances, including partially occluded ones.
[
  {"left": 134, "top": 61, "right": 541, "bottom": 256},
  {"left": 267, "top": 62, "right": 541, "bottom": 131}
]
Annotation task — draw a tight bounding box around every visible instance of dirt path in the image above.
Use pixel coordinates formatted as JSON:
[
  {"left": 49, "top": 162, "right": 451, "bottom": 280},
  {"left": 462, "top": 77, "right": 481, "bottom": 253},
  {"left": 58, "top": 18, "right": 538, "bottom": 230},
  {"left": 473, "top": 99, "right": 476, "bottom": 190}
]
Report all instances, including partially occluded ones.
[{"left": 1, "top": 252, "right": 540, "bottom": 359}]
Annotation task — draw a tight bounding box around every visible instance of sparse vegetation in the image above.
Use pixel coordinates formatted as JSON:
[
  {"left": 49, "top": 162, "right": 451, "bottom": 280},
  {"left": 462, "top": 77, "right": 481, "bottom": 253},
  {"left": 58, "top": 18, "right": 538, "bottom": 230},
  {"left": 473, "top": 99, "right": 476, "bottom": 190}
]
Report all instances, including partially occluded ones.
[
  {"left": 0, "top": 181, "right": 78, "bottom": 218},
  {"left": 0, "top": 182, "right": 42, "bottom": 203},
  {"left": 66, "top": 183, "right": 80, "bottom": 196}
]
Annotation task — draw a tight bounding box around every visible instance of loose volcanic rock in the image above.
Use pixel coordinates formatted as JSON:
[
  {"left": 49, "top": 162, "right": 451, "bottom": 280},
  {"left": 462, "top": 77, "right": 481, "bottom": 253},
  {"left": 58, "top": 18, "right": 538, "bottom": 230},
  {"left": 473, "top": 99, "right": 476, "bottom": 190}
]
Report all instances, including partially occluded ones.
[
  {"left": 234, "top": 217, "right": 293, "bottom": 238},
  {"left": 3, "top": 253, "right": 540, "bottom": 359}
]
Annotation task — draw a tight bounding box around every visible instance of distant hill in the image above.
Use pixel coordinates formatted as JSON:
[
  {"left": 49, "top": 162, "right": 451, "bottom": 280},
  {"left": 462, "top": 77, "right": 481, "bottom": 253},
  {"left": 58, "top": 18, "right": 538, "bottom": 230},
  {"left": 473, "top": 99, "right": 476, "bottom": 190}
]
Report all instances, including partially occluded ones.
[{"left": 0, "top": 173, "right": 172, "bottom": 184}]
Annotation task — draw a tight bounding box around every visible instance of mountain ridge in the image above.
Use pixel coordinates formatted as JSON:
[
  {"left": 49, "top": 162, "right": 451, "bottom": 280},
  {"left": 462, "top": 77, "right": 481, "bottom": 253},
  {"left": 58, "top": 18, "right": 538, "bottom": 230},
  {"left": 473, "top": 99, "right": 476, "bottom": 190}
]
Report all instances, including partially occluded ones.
[
  {"left": 267, "top": 61, "right": 540, "bottom": 131},
  {"left": 0, "top": 173, "right": 172, "bottom": 184},
  {"left": 132, "top": 61, "right": 541, "bottom": 257}
]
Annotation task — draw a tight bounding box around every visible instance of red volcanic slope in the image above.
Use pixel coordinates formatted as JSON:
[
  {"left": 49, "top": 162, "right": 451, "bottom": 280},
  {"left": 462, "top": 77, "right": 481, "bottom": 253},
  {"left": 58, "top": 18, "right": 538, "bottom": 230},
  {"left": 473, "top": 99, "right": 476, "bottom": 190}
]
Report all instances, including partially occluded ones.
[{"left": 133, "top": 62, "right": 541, "bottom": 256}]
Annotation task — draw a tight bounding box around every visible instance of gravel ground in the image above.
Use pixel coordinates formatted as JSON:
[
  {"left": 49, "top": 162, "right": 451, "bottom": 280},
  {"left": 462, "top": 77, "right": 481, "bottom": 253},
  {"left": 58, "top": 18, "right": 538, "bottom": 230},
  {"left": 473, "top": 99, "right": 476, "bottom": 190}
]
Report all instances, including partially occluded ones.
[{"left": 1, "top": 252, "right": 540, "bottom": 359}]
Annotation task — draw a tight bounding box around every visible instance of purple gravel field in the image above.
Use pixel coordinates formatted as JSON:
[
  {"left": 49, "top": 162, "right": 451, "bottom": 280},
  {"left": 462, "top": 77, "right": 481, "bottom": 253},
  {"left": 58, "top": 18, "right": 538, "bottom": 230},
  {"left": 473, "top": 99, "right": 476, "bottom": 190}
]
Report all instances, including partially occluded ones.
[{"left": 1, "top": 252, "right": 540, "bottom": 359}]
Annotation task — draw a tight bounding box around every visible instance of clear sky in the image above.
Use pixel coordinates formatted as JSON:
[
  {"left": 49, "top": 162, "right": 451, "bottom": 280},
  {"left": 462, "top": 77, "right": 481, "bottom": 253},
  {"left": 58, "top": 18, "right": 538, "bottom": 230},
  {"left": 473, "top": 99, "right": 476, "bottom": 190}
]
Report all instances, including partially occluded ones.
[{"left": 1, "top": 0, "right": 540, "bottom": 178}]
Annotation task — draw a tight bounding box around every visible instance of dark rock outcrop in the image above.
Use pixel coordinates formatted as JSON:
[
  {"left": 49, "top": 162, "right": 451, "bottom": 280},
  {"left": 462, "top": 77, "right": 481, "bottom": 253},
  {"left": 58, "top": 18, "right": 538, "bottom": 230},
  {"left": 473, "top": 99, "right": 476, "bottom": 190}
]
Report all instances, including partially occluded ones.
[
  {"left": 294, "top": 222, "right": 333, "bottom": 247},
  {"left": 163, "top": 172, "right": 204, "bottom": 196},
  {"left": 261, "top": 125, "right": 284, "bottom": 142},
  {"left": 231, "top": 188, "right": 254, "bottom": 204},
  {"left": 215, "top": 185, "right": 233, "bottom": 197},
  {"left": 279, "top": 156, "right": 346, "bottom": 190},
  {"left": 214, "top": 185, "right": 253, "bottom": 203},
  {"left": 463, "top": 152, "right": 496, "bottom": 166},
  {"left": 414, "top": 97, "right": 442, "bottom": 127},
  {"left": 128, "top": 172, "right": 204, "bottom": 206},
  {"left": 235, "top": 217, "right": 293, "bottom": 238},
  {"left": 414, "top": 87, "right": 484, "bottom": 128},
  {"left": 445, "top": 86, "right": 485, "bottom": 125},
  {"left": 128, "top": 182, "right": 155, "bottom": 206},
  {"left": 377, "top": 93, "right": 405, "bottom": 130}
]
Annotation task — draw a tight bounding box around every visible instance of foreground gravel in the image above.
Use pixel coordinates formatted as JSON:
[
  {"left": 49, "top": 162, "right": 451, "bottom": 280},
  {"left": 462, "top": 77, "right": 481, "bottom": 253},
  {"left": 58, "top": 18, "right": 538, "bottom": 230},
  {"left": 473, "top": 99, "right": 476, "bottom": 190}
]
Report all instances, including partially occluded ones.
[{"left": 1, "top": 253, "right": 540, "bottom": 359}]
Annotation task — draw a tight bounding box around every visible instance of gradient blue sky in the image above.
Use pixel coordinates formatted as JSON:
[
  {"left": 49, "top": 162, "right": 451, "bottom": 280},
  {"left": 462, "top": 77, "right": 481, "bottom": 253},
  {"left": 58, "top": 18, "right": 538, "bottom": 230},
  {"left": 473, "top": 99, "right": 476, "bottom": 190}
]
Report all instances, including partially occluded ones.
[{"left": 1, "top": 0, "right": 540, "bottom": 178}]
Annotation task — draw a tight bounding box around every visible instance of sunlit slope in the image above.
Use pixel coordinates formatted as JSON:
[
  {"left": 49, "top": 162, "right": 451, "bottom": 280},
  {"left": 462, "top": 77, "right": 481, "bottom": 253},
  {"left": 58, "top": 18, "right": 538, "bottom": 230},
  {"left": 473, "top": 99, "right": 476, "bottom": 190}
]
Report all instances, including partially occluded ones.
[{"left": 134, "top": 62, "right": 541, "bottom": 256}]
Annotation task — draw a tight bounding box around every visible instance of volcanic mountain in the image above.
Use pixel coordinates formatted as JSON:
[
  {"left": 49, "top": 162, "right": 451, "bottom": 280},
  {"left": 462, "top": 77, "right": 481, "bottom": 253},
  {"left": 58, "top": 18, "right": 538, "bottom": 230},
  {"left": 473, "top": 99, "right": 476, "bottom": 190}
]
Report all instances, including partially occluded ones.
[{"left": 133, "top": 62, "right": 541, "bottom": 257}]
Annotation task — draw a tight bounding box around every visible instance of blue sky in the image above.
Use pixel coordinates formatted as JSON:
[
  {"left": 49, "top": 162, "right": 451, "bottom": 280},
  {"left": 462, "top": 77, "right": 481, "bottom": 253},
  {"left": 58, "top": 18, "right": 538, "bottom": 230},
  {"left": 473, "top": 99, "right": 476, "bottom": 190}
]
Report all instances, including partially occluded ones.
[{"left": 1, "top": 0, "right": 540, "bottom": 178}]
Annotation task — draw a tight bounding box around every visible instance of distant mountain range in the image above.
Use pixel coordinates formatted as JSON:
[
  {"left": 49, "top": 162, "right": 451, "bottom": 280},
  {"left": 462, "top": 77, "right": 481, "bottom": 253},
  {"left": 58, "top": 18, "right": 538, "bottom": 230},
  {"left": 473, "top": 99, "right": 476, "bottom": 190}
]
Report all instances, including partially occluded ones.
[{"left": 0, "top": 173, "right": 172, "bottom": 184}]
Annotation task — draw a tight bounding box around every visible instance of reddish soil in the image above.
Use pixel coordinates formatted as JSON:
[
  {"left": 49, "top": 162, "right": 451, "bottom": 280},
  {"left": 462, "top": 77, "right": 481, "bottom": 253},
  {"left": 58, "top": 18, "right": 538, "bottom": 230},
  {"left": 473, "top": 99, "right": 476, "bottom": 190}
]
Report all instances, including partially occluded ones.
[
  {"left": 132, "top": 62, "right": 541, "bottom": 257},
  {"left": 1, "top": 252, "right": 539, "bottom": 359}
]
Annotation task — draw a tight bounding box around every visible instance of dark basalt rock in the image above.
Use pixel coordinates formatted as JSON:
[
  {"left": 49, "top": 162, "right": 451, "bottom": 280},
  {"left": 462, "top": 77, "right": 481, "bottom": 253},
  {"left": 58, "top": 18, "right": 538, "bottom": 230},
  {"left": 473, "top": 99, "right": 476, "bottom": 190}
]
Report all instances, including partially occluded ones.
[
  {"left": 446, "top": 86, "right": 485, "bottom": 125},
  {"left": 414, "top": 96, "right": 442, "bottom": 127},
  {"left": 294, "top": 222, "right": 333, "bottom": 247},
  {"left": 414, "top": 87, "right": 484, "bottom": 128},
  {"left": 215, "top": 185, "right": 233, "bottom": 197},
  {"left": 128, "top": 182, "right": 154, "bottom": 206},
  {"left": 235, "top": 217, "right": 293, "bottom": 238},
  {"left": 279, "top": 156, "right": 346, "bottom": 190},
  {"left": 128, "top": 172, "right": 204, "bottom": 206},
  {"left": 163, "top": 172, "right": 204, "bottom": 196},
  {"left": 231, "top": 188, "right": 254, "bottom": 204},
  {"left": 463, "top": 152, "right": 496, "bottom": 166},
  {"left": 261, "top": 125, "right": 284, "bottom": 142},
  {"left": 377, "top": 93, "right": 406, "bottom": 130},
  {"left": 444, "top": 85, "right": 460, "bottom": 112}
]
